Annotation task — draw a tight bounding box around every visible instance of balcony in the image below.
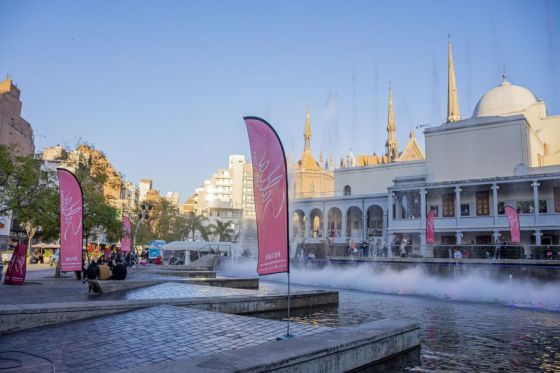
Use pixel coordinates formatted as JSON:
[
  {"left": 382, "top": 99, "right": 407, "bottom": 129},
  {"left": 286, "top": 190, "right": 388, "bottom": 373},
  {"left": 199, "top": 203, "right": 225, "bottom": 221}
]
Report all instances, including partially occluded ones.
[
  {"left": 390, "top": 212, "right": 560, "bottom": 232},
  {"left": 390, "top": 218, "right": 421, "bottom": 230}
]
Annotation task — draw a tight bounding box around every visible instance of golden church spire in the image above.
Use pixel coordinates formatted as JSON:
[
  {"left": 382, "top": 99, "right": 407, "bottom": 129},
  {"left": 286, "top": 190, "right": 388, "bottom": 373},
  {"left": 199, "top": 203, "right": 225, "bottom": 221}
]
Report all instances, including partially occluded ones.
[
  {"left": 385, "top": 84, "right": 398, "bottom": 162},
  {"left": 304, "top": 104, "right": 312, "bottom": 153},
  {"left": 447, "top": 38, "right": 461, "bottom": 122}
]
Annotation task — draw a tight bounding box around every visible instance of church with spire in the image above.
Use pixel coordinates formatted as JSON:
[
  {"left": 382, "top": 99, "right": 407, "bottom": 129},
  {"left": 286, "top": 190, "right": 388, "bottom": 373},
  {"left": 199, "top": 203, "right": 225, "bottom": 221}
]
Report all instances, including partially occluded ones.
[
  {"left": 291, "top": 105, "right": 334, "bottom": 199},
  {"left": 352, "top": 84, "right": 425, "bottom": 167},
  {"left": 290, "top": 38, "right": 560, "bottom": 258}
]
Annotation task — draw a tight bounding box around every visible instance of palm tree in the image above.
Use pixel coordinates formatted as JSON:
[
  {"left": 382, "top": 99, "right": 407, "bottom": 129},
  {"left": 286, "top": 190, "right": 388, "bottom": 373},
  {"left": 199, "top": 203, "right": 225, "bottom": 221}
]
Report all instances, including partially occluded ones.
[
  {"left": 210, "top": 220, "right": 236, "bottom": 242},
  {"left": 185, "top": 212, "right": 209, "bottom": 241}
]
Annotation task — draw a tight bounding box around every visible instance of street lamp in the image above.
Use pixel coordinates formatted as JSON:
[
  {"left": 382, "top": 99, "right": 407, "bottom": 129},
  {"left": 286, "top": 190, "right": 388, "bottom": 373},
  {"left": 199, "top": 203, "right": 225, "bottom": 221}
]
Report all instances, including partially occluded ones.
[{"left": 133, "top": 203, "right": 152, "bottom": 255}]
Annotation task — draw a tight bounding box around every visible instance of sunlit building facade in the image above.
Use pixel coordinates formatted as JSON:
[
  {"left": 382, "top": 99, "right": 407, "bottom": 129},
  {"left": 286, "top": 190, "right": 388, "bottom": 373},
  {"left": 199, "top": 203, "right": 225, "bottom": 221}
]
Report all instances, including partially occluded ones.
[
  {"left": 41, "top": 145, "right": 139, "bottom": 216},
  {"left": 0, "top": 77, "right": 34, "bottom": 157},
  {"left": 290, "top": 107, "right": 335, "bottom": 199},
  {"left": 187, "top": 154, "right": 256, "bottom": 234}
]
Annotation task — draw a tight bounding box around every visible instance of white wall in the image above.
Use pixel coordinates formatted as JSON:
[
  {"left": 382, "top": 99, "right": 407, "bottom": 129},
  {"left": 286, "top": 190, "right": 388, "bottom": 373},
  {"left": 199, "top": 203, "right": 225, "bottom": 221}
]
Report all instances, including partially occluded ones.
[
  {"left": 335, "top": 161, "right": 427, "bottom": 195},
  {"left": 425, "top": 117, "right": 528, "bottom": 182}
]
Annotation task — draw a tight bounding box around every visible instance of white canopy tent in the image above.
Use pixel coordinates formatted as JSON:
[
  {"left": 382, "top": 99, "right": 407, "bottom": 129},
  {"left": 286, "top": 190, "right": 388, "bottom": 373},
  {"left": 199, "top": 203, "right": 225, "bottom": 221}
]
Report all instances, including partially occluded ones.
[{"left": 161, "top": 241, "right": 240, "bottom": 264}]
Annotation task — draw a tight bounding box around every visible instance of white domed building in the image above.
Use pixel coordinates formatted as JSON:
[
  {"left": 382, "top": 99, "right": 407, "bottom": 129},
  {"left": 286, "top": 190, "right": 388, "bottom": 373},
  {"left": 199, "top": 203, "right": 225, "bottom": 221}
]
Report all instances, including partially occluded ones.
[
  {"left": 473, "top": 79, "right": 541, "bottom": 118},
  {"left": 290, "top": 42, "right": 560, "bottom": 259}
]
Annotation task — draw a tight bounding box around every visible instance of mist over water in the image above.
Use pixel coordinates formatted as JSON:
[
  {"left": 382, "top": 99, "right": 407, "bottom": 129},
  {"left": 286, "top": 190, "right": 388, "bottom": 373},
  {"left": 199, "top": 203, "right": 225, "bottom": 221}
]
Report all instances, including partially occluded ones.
[{"left": 221, "top": 260, "right": 560, "bottom": 311}]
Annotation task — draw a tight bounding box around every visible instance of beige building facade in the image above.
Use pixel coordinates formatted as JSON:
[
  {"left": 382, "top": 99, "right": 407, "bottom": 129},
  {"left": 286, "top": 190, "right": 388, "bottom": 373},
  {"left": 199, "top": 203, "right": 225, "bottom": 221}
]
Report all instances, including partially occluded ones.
[
  {"left": 0, "top": 77, "right": 35, "bottom": 156},
  {"left": 291, "top": 107, "right": 335, "bottom": 199},
  {"left": 41, "top": 145, "right": 139, "bottom": 216}
]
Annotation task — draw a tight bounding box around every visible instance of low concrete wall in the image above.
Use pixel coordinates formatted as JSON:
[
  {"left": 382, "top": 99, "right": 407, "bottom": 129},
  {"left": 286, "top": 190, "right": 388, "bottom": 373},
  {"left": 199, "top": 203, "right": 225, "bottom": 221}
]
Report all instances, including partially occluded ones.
[
  {"left": 38, "top": 278, "right": 257, "bottom": 293},
  {"left": 123, "top": 319, "right": 420, "bottom": 373},
  {"left": 181, "top": 278, "right": 259, "bottom": 290},
  {"left": 159, "top": 270, "right": 217, "bottom": 278},
  {"left": 98, "top": 278, "right": 258, "bottom": 292},
  {"left": 0, "top": 291, "right": 338, "bottom": 334},
  {"left": 91, "top": 280, "right": 160, "bottom": 293}
]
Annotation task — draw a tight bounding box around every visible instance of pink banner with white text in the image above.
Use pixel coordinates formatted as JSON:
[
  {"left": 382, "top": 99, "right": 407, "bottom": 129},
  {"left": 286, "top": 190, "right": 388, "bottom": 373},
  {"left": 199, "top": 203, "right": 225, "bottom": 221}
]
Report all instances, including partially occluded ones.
[
  {"left": 57, "top": 168, "right": 83, "bottom": 271},
  {"left": 505, "top": 206, "right": 521, "bottom": 244},
  {"left": 244, "top": 117, "right": 289, "bottom": 275},
  {"left": 121, "top": 216, "right": 132, "bottom": 252},
  {"left": 426, "top": 209, "right": 435, "bottom": 244},
  {"left": 3, "top": 243, "right": 27, "bottom": 285}
]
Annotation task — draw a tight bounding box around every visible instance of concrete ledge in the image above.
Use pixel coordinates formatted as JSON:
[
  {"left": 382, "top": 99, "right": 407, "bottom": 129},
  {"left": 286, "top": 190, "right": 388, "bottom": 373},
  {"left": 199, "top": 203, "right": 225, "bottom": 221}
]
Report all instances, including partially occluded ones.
[
  {"left": 160, "top": 265, "right": 214, "bottom": 271},
  {"left": 122, "top": 319, "right": 420, "bottom": 372},
  {"left": 0, "top": 291, "right": 338, "bottom": 334},
  {"left": 180, "top": 278, "right": 259, "bottom": 290},
  {"left": 159, "top": 270, "right": 217, "bottom": 278},
  {"left": 96, "top": 280, "right": 160, "bottom": 293},
  {"left": 98, "top": 278, "right": 259, "bottom": 293}
]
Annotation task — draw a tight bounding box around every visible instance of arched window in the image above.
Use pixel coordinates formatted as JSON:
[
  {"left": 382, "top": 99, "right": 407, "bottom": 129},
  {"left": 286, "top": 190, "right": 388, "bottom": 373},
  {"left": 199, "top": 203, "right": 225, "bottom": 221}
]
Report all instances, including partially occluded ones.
[
  {"left": 343, "top": 185, "right": 352, "bottom": 196},
  {"left": 367, "top": 205, "right": 384, "bottom": 237}
]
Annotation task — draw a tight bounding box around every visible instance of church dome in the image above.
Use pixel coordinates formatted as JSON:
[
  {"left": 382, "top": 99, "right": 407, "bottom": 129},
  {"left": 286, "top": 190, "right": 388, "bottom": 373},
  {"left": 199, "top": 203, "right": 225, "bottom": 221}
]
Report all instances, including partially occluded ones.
[{"left": 473, "top": 80, "right": 538, "bottom": 118}]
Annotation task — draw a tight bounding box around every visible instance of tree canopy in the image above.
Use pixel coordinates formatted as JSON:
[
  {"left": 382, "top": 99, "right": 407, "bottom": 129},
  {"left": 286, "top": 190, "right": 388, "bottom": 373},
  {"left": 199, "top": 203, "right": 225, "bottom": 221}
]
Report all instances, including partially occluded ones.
[{"left": 209, "top": 220, "right": 235, "bottom": 242}]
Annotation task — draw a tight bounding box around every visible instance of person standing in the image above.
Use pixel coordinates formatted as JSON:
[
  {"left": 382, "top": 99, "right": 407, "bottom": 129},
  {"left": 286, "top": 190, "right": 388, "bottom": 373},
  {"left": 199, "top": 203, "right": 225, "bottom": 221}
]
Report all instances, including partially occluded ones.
[
  {"left": 109, "top": 259, "right": 127, "bottom": 280},
  {"left": 400, "top": 238, "right": 407, "bottom": 258}
]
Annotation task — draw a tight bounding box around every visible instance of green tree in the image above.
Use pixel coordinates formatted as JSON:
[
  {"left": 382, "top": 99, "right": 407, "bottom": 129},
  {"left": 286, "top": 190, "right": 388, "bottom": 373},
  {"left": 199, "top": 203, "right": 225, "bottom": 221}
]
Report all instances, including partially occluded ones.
[
  {"left": 132, "top": 200, "right": 190, "bottom": 245},
  {"left": 209, "top": 220, "right": 236, "bottom": 242},
  {"left": 185, "top": 212, "right": 210, "bottom": 241},
  {"left": 0, "top": 145, "right": 60, "bottom": 255}
]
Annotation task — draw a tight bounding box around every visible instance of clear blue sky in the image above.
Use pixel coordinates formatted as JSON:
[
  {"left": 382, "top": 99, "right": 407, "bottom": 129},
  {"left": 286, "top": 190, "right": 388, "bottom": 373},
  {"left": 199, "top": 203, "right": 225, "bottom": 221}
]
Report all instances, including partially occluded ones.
[{"left": 1, "top": 0, "right": 559, "bottom": 201}]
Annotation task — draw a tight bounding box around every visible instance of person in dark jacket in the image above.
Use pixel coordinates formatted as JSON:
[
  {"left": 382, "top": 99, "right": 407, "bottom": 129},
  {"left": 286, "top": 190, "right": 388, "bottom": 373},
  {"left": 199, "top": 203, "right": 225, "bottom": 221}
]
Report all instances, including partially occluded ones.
[
  {"left": 109, "top": 259, "right": 127, "bottom": 280},
  {"left": 85, "top": 261, "right": 103, "bottom": 293}
]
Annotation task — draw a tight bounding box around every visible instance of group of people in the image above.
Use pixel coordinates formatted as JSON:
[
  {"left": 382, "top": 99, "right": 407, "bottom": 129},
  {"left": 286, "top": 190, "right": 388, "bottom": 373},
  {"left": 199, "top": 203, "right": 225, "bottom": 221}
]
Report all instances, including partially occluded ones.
[
  {"left": 294, "top": 237, "right": 415, "bottom": 260},
  {"left": 84, "top": 252, "right": 131, "bottom": 293},
  {"left": 347, "top": 237, "right": 413, "bottom": 258}
]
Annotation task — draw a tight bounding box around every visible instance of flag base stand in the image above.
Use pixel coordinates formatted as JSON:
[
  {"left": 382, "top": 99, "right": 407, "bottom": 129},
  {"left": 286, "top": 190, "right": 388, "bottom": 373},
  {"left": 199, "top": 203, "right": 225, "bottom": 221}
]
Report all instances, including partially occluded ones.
[
  {"left": 276, "top": 272, "right": 293, "bottom": 341},
  {"left": 276, "top": 334, "right": 295, "bottom": 341}
]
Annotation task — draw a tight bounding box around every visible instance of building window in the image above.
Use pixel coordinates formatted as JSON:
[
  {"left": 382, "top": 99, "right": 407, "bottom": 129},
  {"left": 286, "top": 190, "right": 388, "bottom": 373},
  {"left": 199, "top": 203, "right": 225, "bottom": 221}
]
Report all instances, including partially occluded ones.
[
  {"left": 555, "top": 187, "right": 560, "bottom": 213},
  {"left": 441, "top": 235, "right": 456, "bottom": 245},
  {"left": 429, "top": 206, "right": 439, "bottom": 217},
  {"left": 476, "top": 235, "right": 492, "bottom": 245},
  {"left": 343, "top": 185, "right": 351, "bottom": 196},
  {"left": 498, "top": 202, "right": 505, "bottom": 215},
  {"left": 516, "top": 201, "right": 534, "bottom": 214},
  {"left": 461, "top": 204, "right": 470, "bottom": 216},
  {"left": 476, "top": 191, "right": 490, "bottom": 216},
  {"left": 442, "top": 193, "right": 455, "bottom": 217},
  {"left": 539, "top": 200, "right": 547, "bottom": 214}
]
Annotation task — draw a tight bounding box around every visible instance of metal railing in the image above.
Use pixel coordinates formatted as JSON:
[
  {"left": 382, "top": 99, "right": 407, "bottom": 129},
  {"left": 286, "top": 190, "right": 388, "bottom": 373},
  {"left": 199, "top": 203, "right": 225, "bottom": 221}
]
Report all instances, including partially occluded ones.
[{"left": 323, "top": 243, "right": 560, "bottom": 260}]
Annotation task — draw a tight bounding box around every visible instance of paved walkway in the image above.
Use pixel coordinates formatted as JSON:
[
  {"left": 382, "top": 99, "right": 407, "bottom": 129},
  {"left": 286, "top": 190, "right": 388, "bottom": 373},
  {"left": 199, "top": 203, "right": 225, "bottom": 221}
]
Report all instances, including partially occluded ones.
[
  {"left": 0, "top": 265, "right": 205, "bottom": 305},
  {"left": 0, "top": 305, "right": 331, "bottom": 372}
]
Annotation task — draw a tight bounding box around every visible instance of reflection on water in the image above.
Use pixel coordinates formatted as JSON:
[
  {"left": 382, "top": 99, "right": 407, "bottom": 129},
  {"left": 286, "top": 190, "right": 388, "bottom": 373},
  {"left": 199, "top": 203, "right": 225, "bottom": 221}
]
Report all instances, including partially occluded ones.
[{"left": 261, "top": 281, "right": 560, "bottom": 372}]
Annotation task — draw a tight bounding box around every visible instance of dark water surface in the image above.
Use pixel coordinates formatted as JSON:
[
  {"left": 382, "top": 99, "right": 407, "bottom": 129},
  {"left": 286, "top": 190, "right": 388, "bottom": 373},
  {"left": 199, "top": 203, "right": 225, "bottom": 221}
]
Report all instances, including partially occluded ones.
[{"left": 260, "top": 281, "right": 560, "bottom": 372}]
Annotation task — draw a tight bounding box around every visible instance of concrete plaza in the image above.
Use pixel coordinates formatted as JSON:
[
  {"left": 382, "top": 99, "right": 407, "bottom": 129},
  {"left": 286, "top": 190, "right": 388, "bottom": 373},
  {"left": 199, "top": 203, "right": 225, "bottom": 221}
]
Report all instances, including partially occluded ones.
[{"left": 0, "top": 304, "right": 331, "bottom": 372}]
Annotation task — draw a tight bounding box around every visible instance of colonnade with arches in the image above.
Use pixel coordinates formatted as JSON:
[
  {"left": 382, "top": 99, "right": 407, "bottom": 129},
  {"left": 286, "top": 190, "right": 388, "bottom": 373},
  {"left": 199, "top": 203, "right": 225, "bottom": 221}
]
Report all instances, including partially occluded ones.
[{"left": 290, "top": 200, "right": 387, "bottom": 243}]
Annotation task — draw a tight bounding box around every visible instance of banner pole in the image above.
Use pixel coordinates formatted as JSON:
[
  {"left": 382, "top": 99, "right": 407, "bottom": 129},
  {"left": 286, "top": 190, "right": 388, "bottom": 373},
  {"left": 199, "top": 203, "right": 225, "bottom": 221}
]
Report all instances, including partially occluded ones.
[{"left": 287, "top": 271, "right": 291, "bottom": 337}]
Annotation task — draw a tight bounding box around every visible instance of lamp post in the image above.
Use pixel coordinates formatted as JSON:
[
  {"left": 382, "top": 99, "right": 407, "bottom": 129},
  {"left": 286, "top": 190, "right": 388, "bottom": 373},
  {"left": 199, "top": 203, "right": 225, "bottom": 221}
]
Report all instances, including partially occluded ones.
[{"left": 133, "top": 203, "right": 151, "bottom": 257}]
